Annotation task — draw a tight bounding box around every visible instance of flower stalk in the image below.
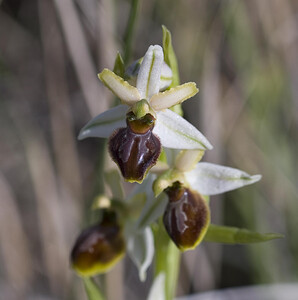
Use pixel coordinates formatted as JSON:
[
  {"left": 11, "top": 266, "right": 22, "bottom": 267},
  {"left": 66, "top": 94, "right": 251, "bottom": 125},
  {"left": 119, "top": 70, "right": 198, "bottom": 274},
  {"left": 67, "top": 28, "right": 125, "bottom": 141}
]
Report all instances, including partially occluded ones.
[{"left": 153, "top": 220, "right": 180, "bottom": 300}]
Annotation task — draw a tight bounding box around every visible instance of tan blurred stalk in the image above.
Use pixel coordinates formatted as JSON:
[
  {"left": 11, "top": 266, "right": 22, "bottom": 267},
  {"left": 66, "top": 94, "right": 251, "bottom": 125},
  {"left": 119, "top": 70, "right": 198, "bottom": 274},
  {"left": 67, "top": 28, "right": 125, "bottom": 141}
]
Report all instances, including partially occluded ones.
[
  {"left": 0, "top": 8, "right": 69, "bottom": 295},
  {"left": 0, "top": 173, "right": 33, "bottom": 298},
  {"left": 38, "top": 0, "right": 82, "bottom": 247},
  {"left": 17, "top": 119, "right": 70, "bottom": 295},
  {"left": 53, "top": 0, "right": 107, "bottom": 117}
]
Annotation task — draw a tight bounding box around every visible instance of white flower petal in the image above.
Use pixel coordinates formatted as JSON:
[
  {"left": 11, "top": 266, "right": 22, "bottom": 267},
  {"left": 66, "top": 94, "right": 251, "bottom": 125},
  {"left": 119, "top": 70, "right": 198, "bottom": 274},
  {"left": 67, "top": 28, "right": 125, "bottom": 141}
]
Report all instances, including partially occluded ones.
[
  {"left": 78, "top": 105, "right": 127, "bottom": 140},
  {"left": 147, "top": 273, "right": 165, "bottom": 300},
  {"left": 153, "top": 109, "right": 213, "bottom": 150},
  {"left": 159, "top": 62, "right": 173, "bottom": 91},
  {"left": 185, "top": 162, "right": 262, "bottom": 196},
  {"left": 136, "top": 45, "right": 164, "bottom": 99},
  {"left": 127, "top": 227, "right": 154, "bottom": 282},
  {"left": 98, "top": 69, "right": 140, "bottom": 105},
  {"left": 150, "top": 82, "right": 198, "bottom": 111}
]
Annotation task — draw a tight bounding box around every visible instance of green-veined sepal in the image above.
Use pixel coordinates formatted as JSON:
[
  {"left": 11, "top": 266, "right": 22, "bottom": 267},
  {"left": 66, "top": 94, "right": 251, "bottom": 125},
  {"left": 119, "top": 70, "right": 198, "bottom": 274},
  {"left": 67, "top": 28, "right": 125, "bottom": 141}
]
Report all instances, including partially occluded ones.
[
  {"left": 78, "top": 105, "right": 127, "bottom": 140},
  {"left": 185, "top": 162, "right": 261, "bottom": 196},
  {"left": 154, "top": 109, "right": 213, "bottom": 150}
]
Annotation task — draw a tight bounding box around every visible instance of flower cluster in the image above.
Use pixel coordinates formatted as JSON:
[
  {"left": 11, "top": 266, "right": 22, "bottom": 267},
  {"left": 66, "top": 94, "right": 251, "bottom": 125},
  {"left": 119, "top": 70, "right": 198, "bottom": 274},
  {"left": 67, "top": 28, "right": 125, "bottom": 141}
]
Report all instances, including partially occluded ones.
[{"left": 70, "top": 28, "right": 278, "bottom": 284}]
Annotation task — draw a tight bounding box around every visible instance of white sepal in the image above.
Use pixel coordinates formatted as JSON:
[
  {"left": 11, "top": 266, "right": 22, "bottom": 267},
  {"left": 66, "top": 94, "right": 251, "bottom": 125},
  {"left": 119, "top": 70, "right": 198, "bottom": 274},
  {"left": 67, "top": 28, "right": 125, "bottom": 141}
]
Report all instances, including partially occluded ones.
[
  {"left": 78, "top": 105, "right": 127, "bottom": 140},
  {"left": 185, "top": 162, "right": 262, "bottom": 196},
  {"left": 150, "top": 82, "right": 198, "bottom": 111},
  {"left": 136, "top": 45, "right": 164, "bottom": 99},
  {"left": 147, "top": 273, "right": 166, "bottom": 300},
  {"left": 127, "top": 227, "right": 154, "bottom": 282},
  {"left": 153, "top": 109, "right": 213, "bottom": 150},
  {"left": 98, "top": 69, "right": 141, "bottom": 105},
  {"left": 126, "top": 59, "right": 172, "bottom": 91},
  {"left": 174, "top": 149, "right": 205, "bottom": 172}
]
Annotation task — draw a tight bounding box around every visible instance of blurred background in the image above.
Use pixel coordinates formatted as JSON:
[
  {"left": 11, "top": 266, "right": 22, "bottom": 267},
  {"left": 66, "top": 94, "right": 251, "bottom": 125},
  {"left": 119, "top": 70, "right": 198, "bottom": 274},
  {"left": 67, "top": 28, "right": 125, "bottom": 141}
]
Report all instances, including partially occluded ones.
[{"left": 0, "top": 0, "right": 298, "bottom": 299}]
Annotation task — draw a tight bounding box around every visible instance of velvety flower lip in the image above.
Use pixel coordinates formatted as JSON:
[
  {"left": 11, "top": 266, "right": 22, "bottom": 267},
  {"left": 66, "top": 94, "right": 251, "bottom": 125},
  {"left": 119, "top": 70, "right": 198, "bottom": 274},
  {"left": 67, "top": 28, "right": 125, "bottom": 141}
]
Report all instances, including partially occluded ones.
[
  {"left": 163, "top": 182, "right": 210, "bottom": 251},
  {"left": 109, "top": 113, "right": 161, "bottom": 183},
  {"left": 70, "top": 211, "right": 125, "bottom": 277},
  {"left": 78, "top": 45, "right": 213, "bottom": 151}
]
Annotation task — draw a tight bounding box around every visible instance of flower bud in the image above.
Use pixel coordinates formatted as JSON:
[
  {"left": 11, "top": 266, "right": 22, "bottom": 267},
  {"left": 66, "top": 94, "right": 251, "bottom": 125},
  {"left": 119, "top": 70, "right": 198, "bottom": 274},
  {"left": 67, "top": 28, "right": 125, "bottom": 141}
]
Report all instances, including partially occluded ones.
[
  {"left": 70, "top": 211, "right": 125, "bottom": 277},
  {"left": 163, "top": 182, "right": 210, "bottom": 251},
  {"left": 109, "top": 112, "right": 161, "bottom": 183}
]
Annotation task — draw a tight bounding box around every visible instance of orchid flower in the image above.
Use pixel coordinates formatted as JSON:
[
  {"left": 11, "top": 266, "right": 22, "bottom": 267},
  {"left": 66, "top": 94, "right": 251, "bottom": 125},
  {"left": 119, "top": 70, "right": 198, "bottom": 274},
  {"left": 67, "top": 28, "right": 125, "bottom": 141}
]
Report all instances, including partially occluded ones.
[
  {"left": 70, "top": 171, "right": 158, "bottom": 282},
  {"left": 153, "top": 149, "right": 262, "bottom": 251},
  {"left": 78, "top": 45, "right": 212, "bottom": 183}
]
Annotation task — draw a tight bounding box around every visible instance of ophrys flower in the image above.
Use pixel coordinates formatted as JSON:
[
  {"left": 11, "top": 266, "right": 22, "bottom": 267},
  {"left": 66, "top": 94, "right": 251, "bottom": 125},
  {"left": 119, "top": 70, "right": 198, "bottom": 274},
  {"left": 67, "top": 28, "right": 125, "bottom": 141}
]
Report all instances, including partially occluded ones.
[{"left": 79, "top": 45, "right": 212, "bottom": 182}]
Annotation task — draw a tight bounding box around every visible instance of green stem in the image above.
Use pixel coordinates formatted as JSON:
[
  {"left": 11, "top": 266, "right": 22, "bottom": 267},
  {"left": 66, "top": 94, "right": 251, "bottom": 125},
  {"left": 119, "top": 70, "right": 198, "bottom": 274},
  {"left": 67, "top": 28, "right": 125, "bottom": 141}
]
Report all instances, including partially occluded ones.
[
  {"left": 123, "top": 0, "right": 141, "bottom": 64},
  {"left": 152, "top": 26, "right": 183, "bottom": 300},
  {"left": 153, "top": 220, "right": 180, "bottom": 300},
  {"left": 83, "top": 277, "right": 105, "bottom": 300}
]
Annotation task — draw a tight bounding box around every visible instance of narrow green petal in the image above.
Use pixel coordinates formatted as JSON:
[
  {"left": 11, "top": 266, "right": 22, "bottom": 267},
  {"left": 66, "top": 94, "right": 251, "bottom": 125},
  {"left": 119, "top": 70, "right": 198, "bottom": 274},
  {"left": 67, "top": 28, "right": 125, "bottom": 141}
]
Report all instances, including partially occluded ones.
[
  {"left": 113, "top": 52, "right": 125, "bottom": 78},
  {"left": 162, "top": 25, "right": 180, "bottom": 87},
  {"left": 204, "top": 224, "right": 284, "bottom": 244},
  {"left": 150, "top": 82, "right": 198, "bottom": 111},
  {"left": 98, "top": 69, "right": 140, "bottom": 105}
]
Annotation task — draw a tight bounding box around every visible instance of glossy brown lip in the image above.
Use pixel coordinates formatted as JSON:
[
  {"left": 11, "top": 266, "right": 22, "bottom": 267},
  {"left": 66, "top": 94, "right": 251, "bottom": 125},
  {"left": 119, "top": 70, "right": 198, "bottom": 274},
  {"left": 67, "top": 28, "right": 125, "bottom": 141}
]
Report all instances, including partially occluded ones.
[
  {"left": 70, "top": 211, "right": 125, "bottom": 276},
  {"left": 163, "top": 182, "right": 210, "bottom": 250},
  {"left": 109, "top": 112, "right": 161, "bottom": 183}
]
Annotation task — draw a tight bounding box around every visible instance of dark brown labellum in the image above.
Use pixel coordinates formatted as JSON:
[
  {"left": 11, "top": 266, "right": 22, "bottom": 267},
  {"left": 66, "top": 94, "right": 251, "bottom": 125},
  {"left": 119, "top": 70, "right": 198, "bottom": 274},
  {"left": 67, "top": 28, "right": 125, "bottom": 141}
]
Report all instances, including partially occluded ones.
[
  {"left": 70, "top": 214, "right": 125, "bottom": 276},
  {"left": 109, "top": 113, "right": 161, "bottom": 183},
  {"left": 163, "top": 182, "right": 210, "bottom": 251}
]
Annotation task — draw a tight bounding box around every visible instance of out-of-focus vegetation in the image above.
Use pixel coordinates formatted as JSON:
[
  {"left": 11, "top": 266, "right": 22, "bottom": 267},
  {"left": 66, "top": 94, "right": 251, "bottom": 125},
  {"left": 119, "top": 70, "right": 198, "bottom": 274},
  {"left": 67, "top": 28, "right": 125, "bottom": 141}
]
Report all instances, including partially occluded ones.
[{"left": 0, "top": 0, "right": 297, "bottom": 299}]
